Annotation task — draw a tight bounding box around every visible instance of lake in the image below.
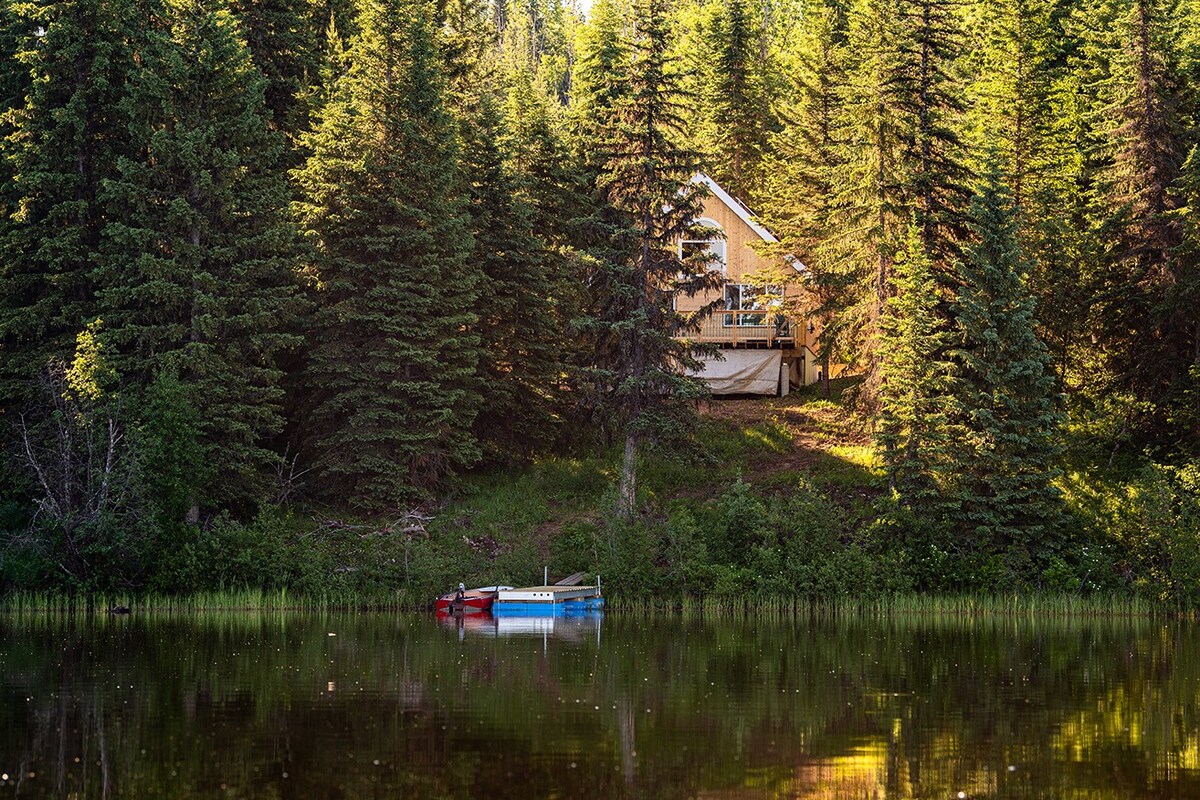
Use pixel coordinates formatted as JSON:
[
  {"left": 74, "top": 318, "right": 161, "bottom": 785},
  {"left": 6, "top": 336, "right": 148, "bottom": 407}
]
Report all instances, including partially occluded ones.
[{"left": 1, "top": 610, "right": 1198, "bottom": 798}]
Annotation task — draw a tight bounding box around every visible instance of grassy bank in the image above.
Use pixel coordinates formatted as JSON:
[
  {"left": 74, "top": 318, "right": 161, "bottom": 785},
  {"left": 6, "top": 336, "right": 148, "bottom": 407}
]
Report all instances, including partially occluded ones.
[{"left": 2, "top": 379, "right": 1198, "bottom": 611}]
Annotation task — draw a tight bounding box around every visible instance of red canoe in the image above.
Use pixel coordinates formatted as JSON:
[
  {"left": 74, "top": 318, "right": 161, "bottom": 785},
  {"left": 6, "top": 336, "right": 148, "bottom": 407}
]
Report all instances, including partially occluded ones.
[{"left": 435, "top": 585, "right": 512, "bottom": 616}]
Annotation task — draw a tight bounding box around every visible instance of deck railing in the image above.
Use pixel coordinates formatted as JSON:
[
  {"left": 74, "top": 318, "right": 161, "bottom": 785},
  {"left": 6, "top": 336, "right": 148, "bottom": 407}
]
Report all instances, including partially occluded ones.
[{"left": 682, "top": 310, "right": 792, "bottom": 346}]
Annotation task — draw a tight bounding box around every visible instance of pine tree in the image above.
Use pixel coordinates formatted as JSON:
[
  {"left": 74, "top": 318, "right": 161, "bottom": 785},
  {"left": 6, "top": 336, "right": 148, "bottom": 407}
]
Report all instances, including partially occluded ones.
[
  {"left": 1167, "top": 145, "right": 1200, "bottom": 449},
  {"left": 703, "top": 0, "right": 774, "bottom": 202},
  {"left": 962, "top": 0, "right": 1061, "bottom": 209},
  {"left": 0, "top": 4, "right": 32, "bottom": 158},
  {"left": 467, "top": 96, "right": 564, "bottom": 458},
  {"left": 570, "top": 0, "right": 631, "bottom": 173},
  {"left": 963, "top": 0, "right": 1085, "bottom": 384},
  {"left": 949, "top": 169, "right": 1064, "bottom": 563},
  {"left": 876, "top": 224, "right": 954, "bottom": 507},
  {"left": 294, "top": 0, "right": 480, "bottom": 510},
  {"left": 228, "top": 0, "right": 325, "bottom": 142},
  {"left": 1085, "top": 0, "right": 1191, "bottom": 416},
  {"left": 96, "top": 0, "right": 301, "bottom": 512},
  {"left": 498, "top": 0, "right": 579, "bottom": 104},
  {"left": 0, "top": 0, "right": 143, "bottom": 410},
  {"left": 0, "top": 3, "right": 32, "bottom": 294},
  {"left": 438, "top": 0, "right": 563, "bottom": 457},
  {"left": 439, "top": 0, "right": 497, "bottom": 106},
  {"left": 903, "top": 0, "right": 971, "bottom": 265},
  {"left": 594, "top": 0, "right": 722, "bottom": 515},
  {"left": 566, "top": 0, "right": 643, "bottom": 444},
  {"left": 758, "top": 0, "right": 846, "bottom": 383},
  {"left": 810, "top": 0, "right": 969, "bottom": 407},
  {"left": 760, "top": 0, "right": 844, "bottom": 258},
  {"left": 503, "top": 64, "right": 586, "bottom": 245}
]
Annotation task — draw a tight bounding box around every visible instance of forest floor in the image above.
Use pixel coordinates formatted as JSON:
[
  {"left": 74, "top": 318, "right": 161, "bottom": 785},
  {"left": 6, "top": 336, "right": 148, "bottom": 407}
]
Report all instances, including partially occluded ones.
[{"left": 692, "top": 381, "right": 880, "bottom": 501}]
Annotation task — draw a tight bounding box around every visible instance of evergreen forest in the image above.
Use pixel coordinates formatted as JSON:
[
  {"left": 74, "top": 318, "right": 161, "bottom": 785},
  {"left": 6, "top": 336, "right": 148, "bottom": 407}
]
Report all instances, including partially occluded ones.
[{"left": 1, "top": 0, "right": 1198, "bottom": 606}]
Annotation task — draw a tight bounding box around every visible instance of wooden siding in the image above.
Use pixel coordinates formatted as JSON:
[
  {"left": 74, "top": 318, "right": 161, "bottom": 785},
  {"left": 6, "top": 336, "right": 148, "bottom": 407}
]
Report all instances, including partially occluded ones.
[{"left": 676, "top": 193, "right": 813, "bottom": 352}]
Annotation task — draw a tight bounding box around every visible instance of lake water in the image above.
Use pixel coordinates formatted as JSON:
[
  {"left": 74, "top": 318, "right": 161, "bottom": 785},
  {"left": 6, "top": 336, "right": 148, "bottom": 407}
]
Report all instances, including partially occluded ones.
[{"left": 1, "top": 611, "right": 1199, "bottom": 799}]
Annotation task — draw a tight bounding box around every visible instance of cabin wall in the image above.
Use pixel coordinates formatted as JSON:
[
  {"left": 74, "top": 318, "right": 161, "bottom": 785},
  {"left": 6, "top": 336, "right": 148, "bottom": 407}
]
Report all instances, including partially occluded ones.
[
  {"left": 675, "top": 194, "right": 776, "bottom": 313},
  {"left": 674, "top": 187, "right": 847, "bottom": 383}
]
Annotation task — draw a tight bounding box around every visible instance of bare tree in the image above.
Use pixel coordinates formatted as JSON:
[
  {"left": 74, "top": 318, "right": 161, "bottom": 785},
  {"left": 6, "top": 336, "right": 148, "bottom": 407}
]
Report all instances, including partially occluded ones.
[{"left": 11, "top": 363, "right": 134, "bottom": 581}]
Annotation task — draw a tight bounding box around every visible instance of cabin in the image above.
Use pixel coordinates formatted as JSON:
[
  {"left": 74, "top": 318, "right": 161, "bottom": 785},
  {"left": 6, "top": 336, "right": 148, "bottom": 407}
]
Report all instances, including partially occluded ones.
[{"left": 676, "top": 173, "right": 834, "bottom": 396}]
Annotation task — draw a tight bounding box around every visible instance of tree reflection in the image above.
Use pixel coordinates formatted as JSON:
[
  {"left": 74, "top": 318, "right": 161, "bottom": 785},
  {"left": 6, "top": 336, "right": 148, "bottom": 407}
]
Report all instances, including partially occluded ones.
[{"left": 2, "top": 613, "right": 1200, "bottom": 798}]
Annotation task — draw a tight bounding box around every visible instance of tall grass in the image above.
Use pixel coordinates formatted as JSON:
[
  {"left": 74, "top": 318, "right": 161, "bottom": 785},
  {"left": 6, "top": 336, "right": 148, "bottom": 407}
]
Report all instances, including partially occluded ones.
[
  {"left": 605, "top": 592, "right": 1159, "bottom": 619},
  {"left": 0, "top": 589, "right": 1175, "bottom": 621},
  {"left": 0, "top": 587, "right": 419, "bottom": 615}
]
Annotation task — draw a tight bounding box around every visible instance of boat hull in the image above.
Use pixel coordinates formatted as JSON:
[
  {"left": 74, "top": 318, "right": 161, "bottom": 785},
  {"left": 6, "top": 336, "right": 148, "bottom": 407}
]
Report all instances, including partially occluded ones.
[
  {"left": 435, "top": 585, "right": 513, "bottom": 616},
  {"left": 435, "top": 593, "right": 494, "bottom": 616}
]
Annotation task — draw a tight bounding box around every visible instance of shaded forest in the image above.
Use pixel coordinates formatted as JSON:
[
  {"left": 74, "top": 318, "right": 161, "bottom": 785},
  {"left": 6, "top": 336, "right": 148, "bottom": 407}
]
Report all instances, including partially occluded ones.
[{"left": 0, "top": 0, "right": 1197, "bottom": 599}]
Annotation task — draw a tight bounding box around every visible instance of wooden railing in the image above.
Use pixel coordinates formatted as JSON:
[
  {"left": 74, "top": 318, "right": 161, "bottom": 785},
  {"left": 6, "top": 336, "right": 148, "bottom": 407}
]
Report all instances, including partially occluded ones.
[{"left": 682, "top": 310, "right": 793, "bottom": 346}]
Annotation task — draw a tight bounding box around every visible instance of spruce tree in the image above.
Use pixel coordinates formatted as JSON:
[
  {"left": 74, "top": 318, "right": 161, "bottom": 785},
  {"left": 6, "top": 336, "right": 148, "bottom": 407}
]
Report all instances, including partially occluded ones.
[
  {"left": 96, "top": 0, "right": 301, "bottom": 512},
  {"left": 876, "top": 225, "right": 954, "bottom": 507},
  {"left": 703, "top": 0, "right": 773, "bottom": 202},
  {"left": 949, "top": 169, "right": 1064, "bottom": 563},
  {"left": 1086, "top": 0, "right": 1190, "bottom": 415},
  {"left": 594, "top": 0, "right": 722, "bottom": 515},
  {"left": 461, "top": 90, "right": 564, "bottom": 459},
  {"left": 0, "top": 0, "right": 142, "bottom": 410},
  {"left": 812, "top": 0, "right": 969, "bottom": 406},
  {"left": 294, "top": 0, "right": 480, "bottom": 509},
  {"left": 228, "top": 0, "right": 325, "bottom": 142}
]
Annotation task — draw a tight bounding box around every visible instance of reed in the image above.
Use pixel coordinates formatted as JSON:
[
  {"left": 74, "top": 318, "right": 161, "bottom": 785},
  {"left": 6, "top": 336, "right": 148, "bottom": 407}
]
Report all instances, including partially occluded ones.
[
  {"left": 605, "top": 592, "right": 1158, "bottom": 619},
  {"left": 0, "top": 588, "right": 1167, "bottom": 619},
  {"left": 0, "top": 587, "right": 419, "bottom": 615}
]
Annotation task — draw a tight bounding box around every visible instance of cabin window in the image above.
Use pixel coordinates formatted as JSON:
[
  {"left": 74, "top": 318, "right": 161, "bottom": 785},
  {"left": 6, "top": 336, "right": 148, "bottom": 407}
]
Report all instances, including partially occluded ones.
[
  {"left": 679, "top": 217, "right": 726, "bottom": 273},
  {"left": 723, "top": 284, "right": 783, "bottom": 327}
]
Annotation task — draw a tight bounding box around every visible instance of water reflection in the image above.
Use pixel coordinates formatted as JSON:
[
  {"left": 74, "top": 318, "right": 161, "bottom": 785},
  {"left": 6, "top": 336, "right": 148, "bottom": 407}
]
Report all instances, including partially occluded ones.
[
  {"left": 438, "top": 610, "right": 603, "bottom": 643},
  {"left": 1, "top": 612, "right": 1199, "bottom": 798}
]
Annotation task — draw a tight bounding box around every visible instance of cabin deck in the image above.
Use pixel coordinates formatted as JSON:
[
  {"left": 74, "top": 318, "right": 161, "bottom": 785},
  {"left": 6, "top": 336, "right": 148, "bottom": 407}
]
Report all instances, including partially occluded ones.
[{"left": 684, "top": 310, "right": 795, "bottom": 347}]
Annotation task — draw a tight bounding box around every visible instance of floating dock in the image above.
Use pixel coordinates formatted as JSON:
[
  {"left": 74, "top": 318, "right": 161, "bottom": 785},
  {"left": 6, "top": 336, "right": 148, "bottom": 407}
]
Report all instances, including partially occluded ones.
[{"left": 493, "top": 585, "right": 604, "bottom": 617}]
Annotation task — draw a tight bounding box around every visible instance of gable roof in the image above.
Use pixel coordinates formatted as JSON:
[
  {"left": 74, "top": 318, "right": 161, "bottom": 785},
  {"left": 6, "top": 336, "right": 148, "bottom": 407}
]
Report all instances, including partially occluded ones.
[
  {"left": 691, "top": 172, "right": 807, "bottom": 273},
  {"left": 690, "top": 172, "right": 778, "bottom": 243}
]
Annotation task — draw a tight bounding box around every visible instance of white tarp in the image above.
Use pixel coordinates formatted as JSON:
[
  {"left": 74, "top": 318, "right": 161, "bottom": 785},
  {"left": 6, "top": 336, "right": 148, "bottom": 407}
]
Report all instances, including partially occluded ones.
[{"left": 693, "top": 350, "right": 782, "bottom": 395}]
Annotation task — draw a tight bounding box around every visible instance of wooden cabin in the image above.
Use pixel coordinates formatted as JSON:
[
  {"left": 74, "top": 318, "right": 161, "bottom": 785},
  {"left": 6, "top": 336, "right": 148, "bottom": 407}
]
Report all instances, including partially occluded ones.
[{"left": 676, "top": 173, "right": 833, "bottom": 396}]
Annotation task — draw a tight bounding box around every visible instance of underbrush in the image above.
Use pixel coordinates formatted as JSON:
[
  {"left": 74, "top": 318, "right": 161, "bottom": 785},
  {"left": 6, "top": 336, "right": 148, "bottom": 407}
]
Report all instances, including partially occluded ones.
[{"left": 3, "top": 383, "right": 1199, "bottom": 611}]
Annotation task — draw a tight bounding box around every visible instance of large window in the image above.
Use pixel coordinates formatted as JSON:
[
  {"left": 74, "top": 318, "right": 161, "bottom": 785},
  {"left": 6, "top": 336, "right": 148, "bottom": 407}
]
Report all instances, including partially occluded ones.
[
  {"left": 680, "top": 217, "right": 726, "bottom": 274},
  {"left": 724, "top": 284, "right": 784, "bottom": 327}
]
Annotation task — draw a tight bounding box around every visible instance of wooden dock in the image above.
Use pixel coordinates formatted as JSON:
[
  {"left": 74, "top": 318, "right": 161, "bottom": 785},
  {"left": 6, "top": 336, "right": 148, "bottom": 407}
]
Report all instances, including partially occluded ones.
[
  {"left": 496, "top": 585, "right": 601, "bottom": 604},
  {"left": 494, "top": 583, "right": 604, "bottom": 617}
]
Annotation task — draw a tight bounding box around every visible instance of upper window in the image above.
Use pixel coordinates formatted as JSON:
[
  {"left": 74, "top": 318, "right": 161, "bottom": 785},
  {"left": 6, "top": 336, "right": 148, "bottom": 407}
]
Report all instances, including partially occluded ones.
[{"left": 680, "top": 217, "right": 726, "bottom": 273}]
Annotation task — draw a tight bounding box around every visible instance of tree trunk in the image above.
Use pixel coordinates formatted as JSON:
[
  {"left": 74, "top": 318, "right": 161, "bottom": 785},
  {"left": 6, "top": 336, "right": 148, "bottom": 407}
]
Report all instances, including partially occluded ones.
[
  {"left": 617, "top": 428, "right": 638, "bottom": 518},
  {"left": 821, "top": 349, "right": 831, "bottom": 398}
]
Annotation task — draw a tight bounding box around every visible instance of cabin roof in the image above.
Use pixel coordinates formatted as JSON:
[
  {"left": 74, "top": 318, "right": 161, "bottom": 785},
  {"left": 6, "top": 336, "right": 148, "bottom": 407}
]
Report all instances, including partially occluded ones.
[
  {"left": 691, "top": 172, "right": 805, "bottom": 273},
  {"left": 690, "top": 172, "right": 779, "bottom": 244}
]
